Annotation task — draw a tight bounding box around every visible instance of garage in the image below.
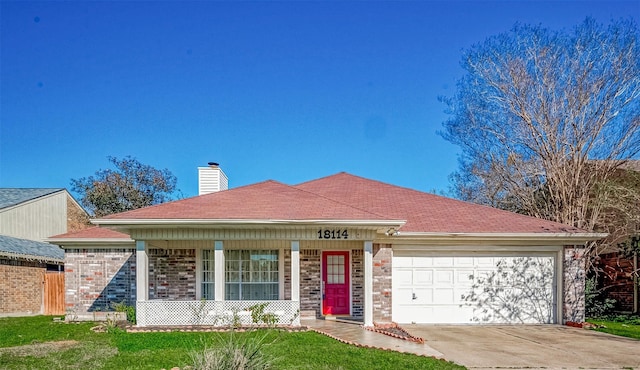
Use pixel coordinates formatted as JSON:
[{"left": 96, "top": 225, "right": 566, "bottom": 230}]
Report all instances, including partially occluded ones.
[{"left": 392, "top": 251, "right": 558, "bottom": 324}]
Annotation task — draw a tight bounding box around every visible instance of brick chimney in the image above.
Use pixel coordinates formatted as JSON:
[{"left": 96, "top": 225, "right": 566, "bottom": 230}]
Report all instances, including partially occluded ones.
[{"left": 198, "top": 162, "right": 228, "bottom": 195}]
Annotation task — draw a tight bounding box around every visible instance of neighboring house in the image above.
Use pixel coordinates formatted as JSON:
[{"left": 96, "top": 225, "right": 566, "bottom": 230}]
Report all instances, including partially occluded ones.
[
  {"left": 0, "top": 188, "right": 89, "bottom": 316},
  {"left": 49, "top": 164, "right": 604, "bottom": 326},
  {"left": 596, "top": 160, "right": 640, "bottom": 313},
  {"left": 0, "top": 188, "right": 89, "bottom": 241},
  {"left": 0, "top": 235, "right": 64, "bottom": 315}
]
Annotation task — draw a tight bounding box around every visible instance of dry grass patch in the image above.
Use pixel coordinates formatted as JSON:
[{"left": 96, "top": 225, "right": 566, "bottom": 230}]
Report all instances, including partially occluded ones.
[{"left": 0, "top": 340, "right": 80, "bottom": 357}]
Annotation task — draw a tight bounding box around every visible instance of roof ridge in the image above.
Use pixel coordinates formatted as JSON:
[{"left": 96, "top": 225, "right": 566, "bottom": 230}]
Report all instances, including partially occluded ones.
[
  {"left": 0, "top": 188, "right": 66, "bottom": 210},
  {"left": 291, "top": 180, "right": 398, "bottom": 220},
  {"left": 294, "top": 172, "right": 349, "bottom": 186}
]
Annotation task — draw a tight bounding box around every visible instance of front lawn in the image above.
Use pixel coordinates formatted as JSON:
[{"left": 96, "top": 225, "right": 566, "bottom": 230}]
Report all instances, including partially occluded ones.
[
  {"left": 0, "top": 316, "right": 464, "bottom": 369},
  {"left": 587, "top": 316, "right": 640, "bottom": 340}
]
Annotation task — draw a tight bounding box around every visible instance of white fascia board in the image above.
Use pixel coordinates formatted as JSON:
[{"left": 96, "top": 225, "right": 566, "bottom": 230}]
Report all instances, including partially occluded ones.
[
  {"left": 385, "top": 231, "right": 607, "bottom": 244},
  {"left": 46, "top": 238, "right": 135, "bottom": 246},
  {"left": 92, "top": 218, "right": 406, "bottom": 228}
]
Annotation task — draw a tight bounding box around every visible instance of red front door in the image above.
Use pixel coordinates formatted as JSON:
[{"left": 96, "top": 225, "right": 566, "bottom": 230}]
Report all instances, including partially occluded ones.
[{"left": 322, "top": 251, "right": 350, "bottom": 315}]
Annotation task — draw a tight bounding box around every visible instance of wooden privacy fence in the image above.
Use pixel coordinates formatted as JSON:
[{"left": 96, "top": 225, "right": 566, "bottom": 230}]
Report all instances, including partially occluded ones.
[{"left": 44, "top": 272, "right": 65, "bottom": 315}]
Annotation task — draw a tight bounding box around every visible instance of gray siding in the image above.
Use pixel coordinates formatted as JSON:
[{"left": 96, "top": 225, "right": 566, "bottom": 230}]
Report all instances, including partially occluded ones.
[{"left": 0, "top": 191, "right": 68, "bottom": 241}]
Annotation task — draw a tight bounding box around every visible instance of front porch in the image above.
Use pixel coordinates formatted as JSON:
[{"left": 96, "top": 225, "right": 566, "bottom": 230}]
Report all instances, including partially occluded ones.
[{"left": 133, "top": 235, "right": 382, "bottom": 327}]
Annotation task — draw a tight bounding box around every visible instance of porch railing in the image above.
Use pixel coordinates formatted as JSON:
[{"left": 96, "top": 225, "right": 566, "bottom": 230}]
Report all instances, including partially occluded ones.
[{"left": 136, "top": 300, "right": 300, "bottom": 327}]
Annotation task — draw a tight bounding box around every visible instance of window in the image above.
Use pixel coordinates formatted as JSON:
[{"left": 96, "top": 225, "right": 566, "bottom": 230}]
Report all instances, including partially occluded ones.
[
  {"left": 225, "top": 250, "right": 279, "bottom": 300},
  {"left": 326, "top": 254, "right": 345, "bottom": 284},
  {"left": 202, "top": 249, "right": 215, "bottom": 299}
]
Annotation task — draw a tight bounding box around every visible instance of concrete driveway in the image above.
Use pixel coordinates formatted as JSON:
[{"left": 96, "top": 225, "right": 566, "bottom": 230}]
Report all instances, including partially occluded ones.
[{"left": 404, "top": 324, "right": 640, "bottom": 369}]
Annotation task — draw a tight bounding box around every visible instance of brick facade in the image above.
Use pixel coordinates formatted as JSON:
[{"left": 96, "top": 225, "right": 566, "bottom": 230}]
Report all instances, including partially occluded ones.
[
  {"left": 63, "top": 242, "right": 586, "bottom": 325},
  {"left": 351, "top": 249, "right": 364, "bottom": 318},
  {"left": 64, "top": 248, "right": 136, "bottom": 316},
  {"left": 0, "top": 258, "right": 47, "bottom": 315},
  {"left": 597, "top": 252, "right": 637, "bottom": 312},
  {"left": 300, "top": 249, "right": 321, "bottom": 316},
  {"left": 283, "top": 249, "right": 291, "bottom": 300},
  {"left": 148, "top": 248, "right": 196, "bottom": 300},
  {"left": 372, "top": 244, "right": 393, "bottom": 322},
  {"left": 563, "top": 246, "right": 586, "bottom": 323}
]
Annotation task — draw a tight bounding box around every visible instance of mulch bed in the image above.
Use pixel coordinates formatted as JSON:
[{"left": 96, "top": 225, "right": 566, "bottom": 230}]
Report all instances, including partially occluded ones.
[{"left": 366, "top": 322, "right": 424, "bottom": 344}]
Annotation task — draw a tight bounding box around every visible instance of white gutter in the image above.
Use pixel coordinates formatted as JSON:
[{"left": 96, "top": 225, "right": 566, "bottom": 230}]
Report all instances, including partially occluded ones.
[{"left": 387, "top": 231, "right": 607, "bottom": 243}]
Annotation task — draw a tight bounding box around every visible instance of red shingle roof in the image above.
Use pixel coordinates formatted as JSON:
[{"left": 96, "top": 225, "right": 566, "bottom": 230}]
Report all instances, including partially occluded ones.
[
  {"left": 49, "top": 227, "right": 131, "bottom": 239},
  {"left": 100, "top": 180, "right": 394, "bottom": 221},
  {"left": 295, "top": 173, "right": 582, "bottom": 234},
  {"left": 87, "top": 172, "right": 583, "bottom": 235}
]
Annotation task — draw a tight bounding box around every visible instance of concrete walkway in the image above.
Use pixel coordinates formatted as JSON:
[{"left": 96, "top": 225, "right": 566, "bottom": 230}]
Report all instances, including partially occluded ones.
[{"left": 301, "top": 319, "right": 444, "bottom": 358}]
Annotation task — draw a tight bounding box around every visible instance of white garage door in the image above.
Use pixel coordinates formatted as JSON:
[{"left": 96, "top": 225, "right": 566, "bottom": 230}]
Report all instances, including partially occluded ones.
[{"left": 392, "top": 253, "right": 557, "bottom": 324}]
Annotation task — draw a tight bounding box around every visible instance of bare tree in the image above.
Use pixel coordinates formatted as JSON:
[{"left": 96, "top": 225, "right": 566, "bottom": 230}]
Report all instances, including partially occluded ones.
[{"left": 441, "top": 18, "right": 640, "bottom": 237}]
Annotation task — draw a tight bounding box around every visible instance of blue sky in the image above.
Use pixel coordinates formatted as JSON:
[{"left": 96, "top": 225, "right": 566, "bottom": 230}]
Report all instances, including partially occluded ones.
[{"left": 1, "top": 1, "right": 638, "bottom": 198}]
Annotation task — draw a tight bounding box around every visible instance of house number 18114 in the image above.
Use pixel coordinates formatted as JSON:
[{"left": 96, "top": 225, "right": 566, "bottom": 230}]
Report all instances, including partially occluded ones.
[{"left": 317, "top": 229, "right": 349, "bottom": 239}]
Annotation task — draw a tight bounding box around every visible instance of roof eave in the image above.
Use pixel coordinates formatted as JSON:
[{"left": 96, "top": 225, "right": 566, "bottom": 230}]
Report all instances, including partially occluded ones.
[
  {"left": 385, "top": 231, "right": 607, "bottom": 244},
  {"left": 46, "top": 238, "right": 135, "bottom": 246},
  {"left": 0, "top": 251, "right": 64, "bottom": 263},
  {"left": 92, "top": 218, "right": 407, "bottom": 229}
]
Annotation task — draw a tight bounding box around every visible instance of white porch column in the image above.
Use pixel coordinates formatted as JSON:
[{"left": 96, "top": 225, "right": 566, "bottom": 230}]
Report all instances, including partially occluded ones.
[
  {"left": 214, "top": 241, "right": 225, "bottom": 301},
  {"left": 136, "top": 240, "right": 148, "bottom": 301},
  {"left": 291, "top": 241, "right": 300, "bottom": 301},
  {"left": 364, "top": 241, "right": 373, "bottom": 327}
]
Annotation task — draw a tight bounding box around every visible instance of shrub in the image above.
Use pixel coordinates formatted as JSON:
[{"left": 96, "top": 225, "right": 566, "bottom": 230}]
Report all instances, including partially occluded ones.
[
  {"left": 190, "top": 303, "right": 280, "bottom": 370},
  {"left": 585, "top": 276, "right": 617, "bottom": 318},
  {"left": 112, "top": 301, "right": 136, "bottom": 324},
  {"left": 190, "top": 333, "right": 274, "bottom": 370}
]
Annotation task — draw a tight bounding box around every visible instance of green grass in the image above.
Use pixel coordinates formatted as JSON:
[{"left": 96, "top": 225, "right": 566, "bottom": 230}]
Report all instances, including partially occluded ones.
[
  {"left": 587, "top": 316, "right": 640, "bottom": 340},
  {"left": 0, "top": 316, "right": 465, "bottom": 369}
]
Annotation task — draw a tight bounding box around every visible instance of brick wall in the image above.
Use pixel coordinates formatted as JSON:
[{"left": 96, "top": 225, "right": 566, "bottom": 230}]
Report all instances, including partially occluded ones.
[
  {"left": 148, "top": 249, "right": 196, "bottom": 300},
  {"left": 351, "top": 249, "right": 364, "bottom": 317},
  {"left": 0, "top": 258, "right": 46, "bottom": 315},
  {"left": 372, "top": 244, "right": 392, "bottom": 322},
  {"left": 283, "top": 249, "right": 291, "bottom": 300},
  {"left": 563, "top": 246, "right": 586, "bottom": 323},
  {"left": 64, "top": 248, "right": 136, "bottom": 316},
  {"left": 598, "top": 252, "right": 637, "bottom": 312},
  {"left": 300, "top": 249, "right": 321, "bottom": 316}
]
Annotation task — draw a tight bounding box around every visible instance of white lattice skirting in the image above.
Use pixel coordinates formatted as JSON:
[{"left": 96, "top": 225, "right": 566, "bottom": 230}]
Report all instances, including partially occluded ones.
[{"left": 136, "top": 300, "right": 301, "bottom": 327}]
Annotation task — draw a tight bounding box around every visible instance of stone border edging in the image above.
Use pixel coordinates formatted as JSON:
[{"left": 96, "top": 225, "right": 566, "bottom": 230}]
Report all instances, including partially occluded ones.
[
  {"left": 308, "top": 327, "right": 435, "bottom": 359},
  {"left": 365, "top": 322, "right": 425, "bottom": 344}
]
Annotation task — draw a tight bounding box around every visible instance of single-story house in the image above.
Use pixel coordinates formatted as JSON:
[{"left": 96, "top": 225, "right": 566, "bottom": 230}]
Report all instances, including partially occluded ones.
[{"left": 49, "top": 165, "right": 605, "bottom": 326}]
